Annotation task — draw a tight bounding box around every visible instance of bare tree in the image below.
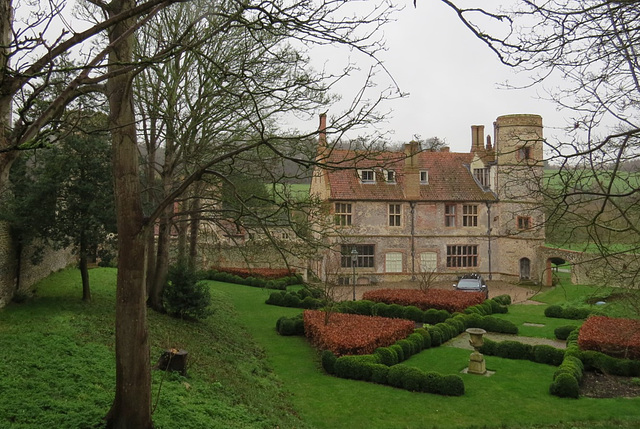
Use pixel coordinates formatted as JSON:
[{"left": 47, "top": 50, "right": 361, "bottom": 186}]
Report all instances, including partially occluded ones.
[
  {"left": 317, "top": 249, "right": 351, "bottom": 325},
  {"left": 417, "top": 267, "right": 441, "bottom": 294},
  {"left": 3, "top": 0, "right": 401, "bottom": 426},
  {"left": 433, "top": 1, "right": 640, "bottom": 292}
]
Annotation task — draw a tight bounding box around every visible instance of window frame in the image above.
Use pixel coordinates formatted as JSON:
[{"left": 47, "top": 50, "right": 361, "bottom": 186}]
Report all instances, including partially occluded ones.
[
  {"left": 462, "top": 204, "right": 478, "bottom": 227},
  {"left": 341, "top": 244, "right": 375, "bottom": 268},
  {"left": 517, "top": 215, "right": 532, "bottom": 230},
  {"left": 517, "top": 146, "right": 532, "bottom": 161},
  {"left": 334, "top": 202, "right": 352, "bottom": 226},
  {"left": 388, "top": 203, "right": 402, "bottom": 227},
  {"left": 359, "top": 169, "right": 375, "bottom": 183},
  {"left": 473, "top": 168, "right": 490, "bottom": 187},
  {"left": 444, "top": 204, "right": 456, "bottom": 227},
  {"left": 385, "top": 252, "right": 403, "bottom": 273},
  {"left": 386, "top": 170, "right": 396, "bottom": 183},
  {"left": 420, "top": 170, "right": 429, "bottom": 184},
  {"left": 446, "top": 245, "right": 478, "bottom": 268},
  {"left": 419, "top": 252, "right": 437, "bottom": 272}
]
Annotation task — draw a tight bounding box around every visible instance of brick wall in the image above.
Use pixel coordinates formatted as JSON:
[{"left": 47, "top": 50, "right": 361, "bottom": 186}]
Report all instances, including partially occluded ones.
[{"left": 0, "top": 220, "right": 75, "bottom": 308}]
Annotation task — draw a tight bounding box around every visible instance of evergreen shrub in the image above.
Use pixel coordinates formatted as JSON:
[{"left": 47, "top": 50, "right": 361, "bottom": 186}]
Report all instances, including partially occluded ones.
[
  {"left": 428, "top": 327, "right": 443, "bottom": 347},
  {"left": 492, "top": 294, "right": 512, "bottom": 305},
  {"left": 321, "top": 350, "right": 337, "bottom": 374},
  {"left": 580, "top": 350, "right": 640, "bottom": 377},
  {"left": 391, "top": 344, "right": 405, "bottom": 362},
  {"left": 479, "top": 337, "right": 496, "bottom": 355},
  {"left": 403, "top": 305, "right": 425, "bottom": 322},
  {"left": 554, "top": 325, "right": 579, "bottom": 341},
  {"left": 544, "top": 305, "right": 564, "bottom": 318},
  {"left": 495, "top": 340, "right": 533, "bottom": 360},
  {"left": 408, "top": 332, "right": 425, "bottom": 353},
  {"left": 265, "top": 291, "right": 286, "bottom": 306},
  {"left": 440, "top": 374, "right": 465, "bottom": 396},
  {"left": 374, "top": 346, "right": 398, "bottom": 366},
  {"left": 549, "top": 373, "right": 580, "bottom": 398},
  {"left": 370, "top": 364, "right": 390, "bottom": 384},
  {"left": 334, "top": 355, "right": 379, "bottom": 381},
  {"left": 397, "top": 339, "right": 415, "bottom": 359},
  {"left": 414, "top": 328, "right": 432, "bottom": 349},
  {"left": 275, "top": 314, "right": 305, "bottom": 336},
  {"left": 163, "top": 264, "right": 213, "bottom": 320},
  {"left": 282, "top": 293, "right": 301, "bottom": 307},
  {"left": 424, "top": 308, "right": 450, "bottom": 325},
  {"left": 532, "top": 344, "right": 564, "bottom": 366}
]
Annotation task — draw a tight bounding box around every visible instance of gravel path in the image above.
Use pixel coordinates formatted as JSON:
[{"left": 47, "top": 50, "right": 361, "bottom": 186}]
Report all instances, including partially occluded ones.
[{"left": 444, "top": 331, "right": 567, "bottom": 350}]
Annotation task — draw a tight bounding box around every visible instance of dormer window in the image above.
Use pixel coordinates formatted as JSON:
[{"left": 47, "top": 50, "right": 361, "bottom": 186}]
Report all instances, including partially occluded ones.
[
  {"left": 473, "top": 168, "right": 489, "bottom": 187},
  {"left": 359, "top": 169, "right": 375, "bottom": 183},
  {"left": 420, "top": 170, "right": 429, "bottom": 184},
  {"left": 386, "top": 170, "right": 396, "bottom": 183}
]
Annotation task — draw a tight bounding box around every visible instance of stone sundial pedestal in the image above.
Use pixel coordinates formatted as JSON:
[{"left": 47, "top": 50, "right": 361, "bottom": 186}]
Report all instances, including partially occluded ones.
[{"left": 466, "top": 328, "right": 487, "bottom": 375}]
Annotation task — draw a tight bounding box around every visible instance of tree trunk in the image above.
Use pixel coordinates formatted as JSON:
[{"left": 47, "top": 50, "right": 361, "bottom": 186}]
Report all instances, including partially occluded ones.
[
  {"left": 104, "top": 1, "right": 152, "bottom": 427},
  {"left": 144, "top": 129, "right": 158, "bottom": 297},
  {"left": 79, "top": 230, "right": 91, "bottom": 302},
  {"left": 149, "top": 206, "right": 171, "bottom": 311},
  {"left": 188, "top": 194, "right": 201, "bottom": 271},
  {"left": 176, "top": 207, "right": 187, "bottom": 265}
]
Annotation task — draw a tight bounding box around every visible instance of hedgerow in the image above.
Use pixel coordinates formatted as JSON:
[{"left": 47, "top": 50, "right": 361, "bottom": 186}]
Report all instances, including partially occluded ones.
[
  {"left": 578, "top": 315, "right": 640, "bottom": 360},
  {"left": 362, "top": 288, "right": 485, "bottom": 313},
  {"left": 544, "top": 304, "right": 597, "bottom": 320},
  {"left": 303, "top": 310, "right": 414, "bottom": 356},
  {"left": 480, "top": 338, "right": 564, "bottom": 366},
  {"left": 202, "top": 268, "right": 303, "bottom": 290}
]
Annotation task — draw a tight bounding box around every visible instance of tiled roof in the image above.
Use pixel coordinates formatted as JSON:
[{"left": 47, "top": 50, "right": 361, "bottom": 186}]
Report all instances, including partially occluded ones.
[{"left": 322, "top": 148, "right": 496, "bottom": 202}]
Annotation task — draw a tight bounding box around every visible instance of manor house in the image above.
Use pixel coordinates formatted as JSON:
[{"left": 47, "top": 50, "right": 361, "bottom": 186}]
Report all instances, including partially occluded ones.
[{"left": 309, "top": 114, "right": 546, "bottom": 284}]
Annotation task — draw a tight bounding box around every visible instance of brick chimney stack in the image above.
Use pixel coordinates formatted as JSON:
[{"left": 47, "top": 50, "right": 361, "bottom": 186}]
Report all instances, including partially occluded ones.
[
  {"left": 471, "top": 125, "right": 485, "bottom": 153},
  {"left": 318, "top": 113, "right": 327, "bottom": 147},
  {"left": 404, "top": 141, "right": 421, "bottom": 199}
]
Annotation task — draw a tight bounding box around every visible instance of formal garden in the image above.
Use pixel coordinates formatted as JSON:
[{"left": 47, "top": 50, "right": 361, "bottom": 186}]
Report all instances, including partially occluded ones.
[{"left": 1, "top": 267, "right": 640, "bottom": 428}]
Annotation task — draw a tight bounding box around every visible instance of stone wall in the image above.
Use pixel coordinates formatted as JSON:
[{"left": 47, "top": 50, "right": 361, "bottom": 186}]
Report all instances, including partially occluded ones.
[
  {"left": 0, "top": 221, "right": 17, "bottom": 307},
  {"left": 0, "top": 221, "right": 76, "bottom": 308},
  {"left": 198, "top": 239, "right": 310, "bottom": 281}
]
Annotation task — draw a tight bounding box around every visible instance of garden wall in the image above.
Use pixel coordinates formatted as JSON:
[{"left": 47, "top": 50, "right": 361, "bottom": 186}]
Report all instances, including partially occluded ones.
[
  {"left": 0, "top": 221, "right": 75, "bottom": 308},
  {"left": 198, "top": 239, "right": 309, "bottom": 281}
]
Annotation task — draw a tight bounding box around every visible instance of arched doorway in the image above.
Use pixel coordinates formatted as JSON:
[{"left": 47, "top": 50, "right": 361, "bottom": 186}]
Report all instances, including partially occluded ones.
[
  {"left": 519, "top": 258, "right": 531, "bottom": 280},
  {"left": 545, "top": 257, "right": 567, "bottom": 286}
]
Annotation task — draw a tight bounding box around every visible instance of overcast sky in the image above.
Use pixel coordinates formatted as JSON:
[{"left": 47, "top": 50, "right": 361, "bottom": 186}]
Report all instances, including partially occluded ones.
[
  {"left": 315, "top": 1, "right": 567, "bottom": 154},
  {"left": 32, "top": 1, "right": 567, "bottom": 154}
]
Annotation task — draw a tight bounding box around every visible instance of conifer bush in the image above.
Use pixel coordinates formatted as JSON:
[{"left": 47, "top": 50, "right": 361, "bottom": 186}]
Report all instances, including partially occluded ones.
[{"left": 163, "top": 264, "right": 213, "bottom": 320}]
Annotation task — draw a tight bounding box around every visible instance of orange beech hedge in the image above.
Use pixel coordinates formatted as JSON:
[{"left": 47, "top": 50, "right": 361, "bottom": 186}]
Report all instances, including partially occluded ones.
[
  {"left": 304, "top": 310, "right": 415, "bottom": 356},
  {"left": 212, "top": 267, "right": 295, "bottom": 279},
  {"left": 362, "top": 288, "right": 485, "bottom": 313},
  {"left": 578, "top": 315, "right": 640, "bottom": 360}
]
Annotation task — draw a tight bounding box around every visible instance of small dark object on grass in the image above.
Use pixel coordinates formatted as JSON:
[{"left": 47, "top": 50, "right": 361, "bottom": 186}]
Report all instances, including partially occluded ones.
[{"left": 157, "top": 348, "right": 188, "bottom": 376}]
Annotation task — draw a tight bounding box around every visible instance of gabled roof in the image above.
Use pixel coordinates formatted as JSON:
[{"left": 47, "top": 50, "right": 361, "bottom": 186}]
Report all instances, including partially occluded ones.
[{"left": 322, "top": 148, "right": 496, "bottom": 202}]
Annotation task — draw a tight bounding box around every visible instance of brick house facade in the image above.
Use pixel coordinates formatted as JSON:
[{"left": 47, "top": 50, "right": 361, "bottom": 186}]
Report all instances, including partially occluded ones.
[{"left": 310, "top": 113, "right": 546, "bottom": 284}]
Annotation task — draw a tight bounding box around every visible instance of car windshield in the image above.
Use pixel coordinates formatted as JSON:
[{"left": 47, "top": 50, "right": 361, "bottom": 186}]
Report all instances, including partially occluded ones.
[{"left": 457, "top": 279, "right": 481, "bottom": 289}]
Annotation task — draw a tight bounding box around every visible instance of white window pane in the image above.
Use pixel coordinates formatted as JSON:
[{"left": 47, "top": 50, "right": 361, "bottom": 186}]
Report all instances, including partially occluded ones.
[
  {"left": 420, "top": 252, "right": 437, "bottom": 272},
  {"left": 385, "top": 252, "right": 402, "bottom": 273}
]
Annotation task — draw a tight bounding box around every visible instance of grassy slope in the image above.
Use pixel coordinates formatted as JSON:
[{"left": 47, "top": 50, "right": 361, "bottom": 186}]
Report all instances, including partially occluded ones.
[
  {"left": 4, "top": 268, "right": 640, "bottom": 429},
  {"left": 210, "top": 281, "right": 640, "bottom": 429},
  {"left": 0, "top": 268, "right": 305, "bottom": 429}
]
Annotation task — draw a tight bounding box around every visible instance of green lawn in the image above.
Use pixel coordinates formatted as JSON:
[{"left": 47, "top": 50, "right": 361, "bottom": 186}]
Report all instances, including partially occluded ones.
[
  {"left": 209, "top": 281, "right": 640, "bottom": 429},
  {"left": 3, "top": 268, "right": 640, "bottom": 429},
  {"left": 0, "top": 268, "right": 306, "bottom": 429},
  {"left": 492, "top": 304, "right": 581, "bottom": 338}
]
